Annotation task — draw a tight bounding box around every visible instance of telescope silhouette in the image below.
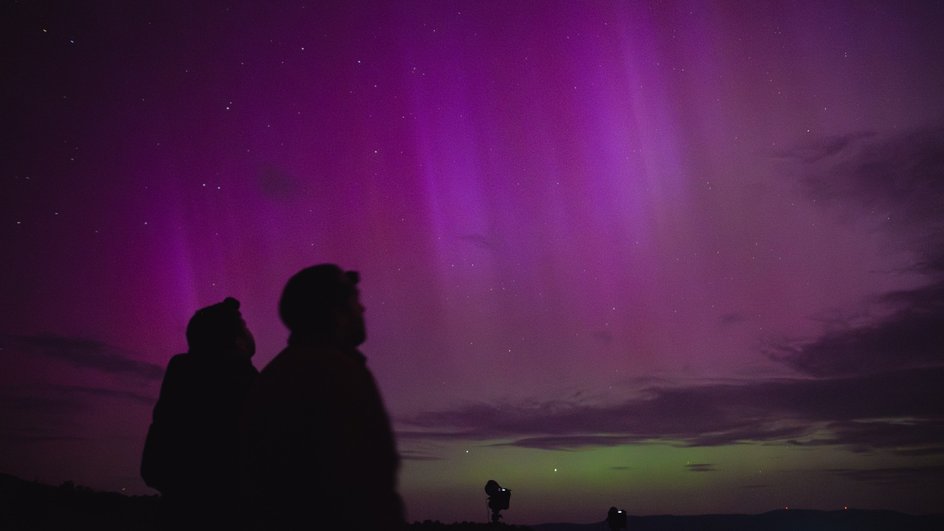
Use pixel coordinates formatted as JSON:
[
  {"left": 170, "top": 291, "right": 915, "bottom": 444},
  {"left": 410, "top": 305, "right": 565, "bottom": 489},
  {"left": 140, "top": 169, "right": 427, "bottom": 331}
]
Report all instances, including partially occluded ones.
[{"left": 484, "top": 480, "right": 511, "bottom": 523}]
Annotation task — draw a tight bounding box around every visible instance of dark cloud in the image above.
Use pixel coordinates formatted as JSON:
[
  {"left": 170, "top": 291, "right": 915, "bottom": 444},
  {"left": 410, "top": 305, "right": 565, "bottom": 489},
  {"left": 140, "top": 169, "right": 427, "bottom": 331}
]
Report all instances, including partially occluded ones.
[
  {"left": 257, "top": 165, "right": 303, "bottom": 201},
  {"left": 770, "top": 295, "right": 944, "bottom": 378},
  {"left": 795, "top": 125, "right": 944, "bottom": 243},
  {"left": 719, "top": 312, "right": 746, "bottom": 326},
  {"left": 819, "top": 418, "right": 944, "bottom": 456},
  {"left": 771, "top": 125, "right": 944, "bottom": 380},
  {"left": 458, "top": 233, "right": 499, "bottom": 251},
  {"left": 1, "top": 333, "right": 163, "bottom": 381},
  {"left": 0, "top": 383, "right": 152, "bottom": 448},
  {"left": 396, "top": 429, "right": 481, "bottom": 441},
  {"left": 592, "top": 330, "right": 614, "bottom": 344},
  {"left": 403, "top": 367, "right": 944, "bottom": 454},
  {"left": 777, "top": 131, "right": 876, "bottom": 163},
  {"left": 399, "top": 450, "right": 443, "bottom": 461},
  {"left": 685, "top": 463, "right": 716, "bottom": 472},
  {"left": 63, "top": 384, "right": 153, "bottom": 405},
  {"left": 0, "top": 387, "right": 82, "bottom": 448},
  {"left": 0, "top": 334, "right": 155, "bottom": 454},
  {"left": 789, "top": 126, "right": 944, "bottom": 297},
  {"left": 0, "top": 433, "right": 85, "bottom": 444},
  {"left": 495, "top": 435, "right": 643, "bottom": 451}
]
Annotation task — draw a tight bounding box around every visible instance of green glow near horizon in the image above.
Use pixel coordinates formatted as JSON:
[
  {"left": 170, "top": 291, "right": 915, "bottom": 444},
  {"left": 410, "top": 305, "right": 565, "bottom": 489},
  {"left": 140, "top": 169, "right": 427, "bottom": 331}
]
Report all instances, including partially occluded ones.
[{"left": 399, "top": 440, "right": 943, "bottom": 523}]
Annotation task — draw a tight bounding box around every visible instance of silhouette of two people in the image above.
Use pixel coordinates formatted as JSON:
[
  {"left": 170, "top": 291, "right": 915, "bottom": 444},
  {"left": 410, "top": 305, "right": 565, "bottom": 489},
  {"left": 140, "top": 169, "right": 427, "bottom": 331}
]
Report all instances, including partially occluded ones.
[
  {"left": 141, "top": 297, "right": 258, "bottom": 529},
  {"left": 142, "top": 265, "right": 404, "bottom": 531},
  {"left": 242, "top": 264, "right": 405, "bottom": 530}
]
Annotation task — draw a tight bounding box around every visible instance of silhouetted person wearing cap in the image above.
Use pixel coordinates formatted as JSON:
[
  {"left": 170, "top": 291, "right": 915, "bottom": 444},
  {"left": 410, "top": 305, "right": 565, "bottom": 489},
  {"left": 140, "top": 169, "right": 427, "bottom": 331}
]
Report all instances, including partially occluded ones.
[
  {"left": 242, "top": 264, "right": 404, "bottom": 530},
  {"left": 142, "top": 297, "right": 258, "bottom": 530}
]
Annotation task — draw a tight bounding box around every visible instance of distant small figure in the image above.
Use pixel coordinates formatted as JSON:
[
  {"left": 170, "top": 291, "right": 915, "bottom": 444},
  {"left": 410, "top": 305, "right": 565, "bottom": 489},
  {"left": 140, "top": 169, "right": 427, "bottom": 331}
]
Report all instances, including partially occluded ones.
[
  {"left": 242, "top": 264, "right": 405, "bottom": 530},
  {"left": 484, "top": 480, "right": 511, "bottom": 524},
  {"left": 141, "top": 297, "right": 258, "bottom": 529},
  {"left": 607, "top": 506, "right": 627, "bottom": 531}
]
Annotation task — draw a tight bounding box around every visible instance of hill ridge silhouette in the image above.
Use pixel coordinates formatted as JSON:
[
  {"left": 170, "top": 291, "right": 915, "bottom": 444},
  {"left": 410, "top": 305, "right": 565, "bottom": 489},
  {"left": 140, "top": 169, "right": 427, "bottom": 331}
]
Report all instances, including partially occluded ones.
[
  {"left": 533, "top": 508, "right": 944, "bottom": 531},
  {"left": 3, "top": 473, "right": 943, "bottom": 530}
]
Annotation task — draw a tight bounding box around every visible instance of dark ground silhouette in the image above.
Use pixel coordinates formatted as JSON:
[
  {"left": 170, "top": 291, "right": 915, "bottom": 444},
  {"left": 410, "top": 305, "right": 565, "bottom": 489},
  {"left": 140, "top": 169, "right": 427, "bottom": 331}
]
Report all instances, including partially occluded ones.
[
  {"left": 0, "top": 474, "right": 160, "bottom": 531},
  {"left": 531, "top": 510, "right": 944, "bottom": 531},
  {"left": 4, "top": 474, "right": 944, "bottom": 531},
  {"left": 0, "top": 474, "right": 530, "bottom": 530}
]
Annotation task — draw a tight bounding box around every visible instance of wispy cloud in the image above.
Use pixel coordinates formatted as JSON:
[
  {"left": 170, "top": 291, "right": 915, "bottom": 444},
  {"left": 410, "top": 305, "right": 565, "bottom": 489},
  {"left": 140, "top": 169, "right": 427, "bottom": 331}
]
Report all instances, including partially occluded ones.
[
  {"left": 719, "top": 312, "right": 746, "bottom": 326},
  {"left": 685, "top": 463, "right": 716, "bottom": 472},
  {"left": 399, "top": 450, "right": 444, "bottom": 461},
  {"left": 1, "top": 333, "right": 163, "bottom": 381},
  {"left": 0, "top": 387, "right": 83, "bottom": 447},
  {"left": 402, "top": 366, "right": 944, "bottom": 454},
  {"left": 0, "top": 383, "right": 154, "bottom": 447},
  {"left": 493, "top": 435, "right": 644, "bottom": 451},
  {"left": 793, "top": 126, "right": 944, "bottom": 241},
  {"left": 63, "top": 384, "right": 154, "bottom": 405},
  {"left": 775, "top": 131, "right": 876, "bottom": 163},
  {"left": 257, "top": 164, "right": 304, "bottom": 201}
]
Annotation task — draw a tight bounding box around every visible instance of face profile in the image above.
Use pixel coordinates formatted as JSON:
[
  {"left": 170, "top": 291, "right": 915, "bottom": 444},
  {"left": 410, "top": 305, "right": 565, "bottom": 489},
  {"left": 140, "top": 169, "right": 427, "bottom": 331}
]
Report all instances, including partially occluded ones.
[
  {"left": 336, "top": 280, "right": 367, "bottom": 348},
  {"left": 236, "top": 318, "right": 256, "bottom": 358}
]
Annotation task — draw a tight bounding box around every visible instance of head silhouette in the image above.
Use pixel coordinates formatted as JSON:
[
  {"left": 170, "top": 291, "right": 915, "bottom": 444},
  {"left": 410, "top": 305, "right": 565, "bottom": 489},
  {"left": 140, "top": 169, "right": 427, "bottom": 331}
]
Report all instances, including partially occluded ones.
[
  {"left": 279, "top": 264, "right": 365, "bottom": 347},
  {"left": 185, "top": 297, "right": 255, "bottom": 358}
]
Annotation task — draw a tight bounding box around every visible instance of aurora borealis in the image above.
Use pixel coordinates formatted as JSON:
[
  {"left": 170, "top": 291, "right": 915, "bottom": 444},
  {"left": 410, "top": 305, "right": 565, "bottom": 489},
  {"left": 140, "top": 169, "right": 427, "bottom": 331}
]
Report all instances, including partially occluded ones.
[{"left": 3, "top": 1, "right": 944, "bottom": 524}]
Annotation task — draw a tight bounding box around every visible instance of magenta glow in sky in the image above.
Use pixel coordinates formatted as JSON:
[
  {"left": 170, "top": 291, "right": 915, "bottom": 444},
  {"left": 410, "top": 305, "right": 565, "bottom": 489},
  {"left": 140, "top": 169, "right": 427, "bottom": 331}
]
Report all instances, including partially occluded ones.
[{"left": 3, "top": 1, "right": 944, "bottom": 524}]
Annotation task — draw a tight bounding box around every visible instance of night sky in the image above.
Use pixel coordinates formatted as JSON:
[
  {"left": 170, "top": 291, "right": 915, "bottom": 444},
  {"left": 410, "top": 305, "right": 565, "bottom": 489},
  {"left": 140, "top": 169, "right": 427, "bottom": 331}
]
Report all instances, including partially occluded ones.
[{"left": 3, "top": 0, "right": 944, "bottom": 524}]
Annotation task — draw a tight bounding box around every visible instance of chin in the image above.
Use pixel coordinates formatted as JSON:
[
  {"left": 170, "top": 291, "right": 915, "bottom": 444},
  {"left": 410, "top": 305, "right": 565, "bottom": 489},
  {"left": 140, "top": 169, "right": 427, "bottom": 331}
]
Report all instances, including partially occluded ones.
[{"left": 352, "top": 328, "right": 367, "bottom": 346}]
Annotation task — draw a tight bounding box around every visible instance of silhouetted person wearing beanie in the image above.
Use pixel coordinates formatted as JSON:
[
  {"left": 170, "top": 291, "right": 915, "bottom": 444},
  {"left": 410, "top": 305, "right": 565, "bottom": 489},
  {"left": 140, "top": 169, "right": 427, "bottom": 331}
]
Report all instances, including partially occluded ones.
[
  {"left": 142, "top": 297, "right": 258, "bottom": 530},
  {"left": 242, "top": 264, "right": 404, "bottom": 530}
]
